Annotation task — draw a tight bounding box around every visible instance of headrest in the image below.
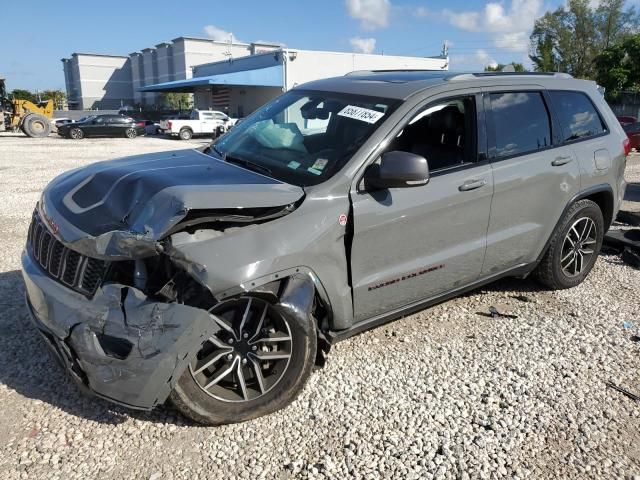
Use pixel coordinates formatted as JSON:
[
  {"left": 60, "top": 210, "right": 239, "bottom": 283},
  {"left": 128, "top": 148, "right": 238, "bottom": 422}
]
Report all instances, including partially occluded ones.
[{"left": 439, "top": 106, "right": 464, "bottom": 133}]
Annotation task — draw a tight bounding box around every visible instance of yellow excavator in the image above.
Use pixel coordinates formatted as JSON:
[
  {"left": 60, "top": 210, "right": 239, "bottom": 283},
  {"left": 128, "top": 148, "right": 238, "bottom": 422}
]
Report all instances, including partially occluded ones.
[{"left": 0, "top": 78, "right": 54, "bottom": 137}]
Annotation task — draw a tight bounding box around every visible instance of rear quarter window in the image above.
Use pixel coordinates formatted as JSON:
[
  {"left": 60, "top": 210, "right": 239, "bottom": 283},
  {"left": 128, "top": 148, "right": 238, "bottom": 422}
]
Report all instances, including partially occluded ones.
[{"left": 549, "top": 91, "right": 607, "bottom": 142}]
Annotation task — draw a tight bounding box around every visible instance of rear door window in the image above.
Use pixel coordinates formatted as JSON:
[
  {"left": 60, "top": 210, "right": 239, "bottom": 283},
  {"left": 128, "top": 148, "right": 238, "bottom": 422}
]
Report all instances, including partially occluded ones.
[
  {"left": 489, "top": 92, "right": 551, "bottom": 158},
  {"left": 549, "top": 91, "right": 607, "bottom": 142}
]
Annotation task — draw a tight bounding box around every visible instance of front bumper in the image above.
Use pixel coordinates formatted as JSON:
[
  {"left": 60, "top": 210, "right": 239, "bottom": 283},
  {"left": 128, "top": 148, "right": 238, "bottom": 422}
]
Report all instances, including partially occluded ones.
[{"left": 21, "top": 249, "right": 217, "bottom": 410}]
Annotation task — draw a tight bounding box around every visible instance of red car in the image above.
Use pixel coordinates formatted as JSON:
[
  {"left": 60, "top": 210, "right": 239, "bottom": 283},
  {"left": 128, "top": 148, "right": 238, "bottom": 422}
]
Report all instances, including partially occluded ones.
[
  {"left": 617, "top": 115, "right": 637, "bottom": 127},
  {"left": 623, "top": 122, "right": 640, "bottom": 150}
]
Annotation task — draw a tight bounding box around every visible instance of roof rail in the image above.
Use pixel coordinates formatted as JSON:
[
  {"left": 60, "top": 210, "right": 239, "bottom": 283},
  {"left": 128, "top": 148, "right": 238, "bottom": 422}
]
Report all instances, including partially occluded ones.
[
  {"left": 345, "top": 70, "right": 374, "bottom": 76},
  {"left": 448, "top": 72, "right": 573, "bottom": 81}
]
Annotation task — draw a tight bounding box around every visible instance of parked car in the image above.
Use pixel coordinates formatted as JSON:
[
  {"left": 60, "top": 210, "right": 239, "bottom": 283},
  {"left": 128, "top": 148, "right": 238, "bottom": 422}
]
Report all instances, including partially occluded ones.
[
  {"left": 142, "top": 120, "right": 161, "bottom": 135},
  {"left": 160, "top": 110, "right": 236, "bottom": 140},
  {"left": 49, "top": 118, "right": 74, "bottom": 133},
  {"left": 617, "top": 115, "right": 637, "bottom": 127},
  {"left": 623, "top": 121, "right": 640, "bottom": 150},
  {"left": 50, "top": 118, "right": 73, "bottom": 128},
  {"left": 57, "top": 114, "right": 146, "bottom": 139},
  {"left": 22, "top": 71, "right": 627, "bottom": 425}
]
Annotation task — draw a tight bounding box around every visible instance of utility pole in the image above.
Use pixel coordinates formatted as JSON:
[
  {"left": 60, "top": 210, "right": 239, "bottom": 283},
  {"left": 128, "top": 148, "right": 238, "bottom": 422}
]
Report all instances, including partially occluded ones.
[{"left": 441, "top": 40, "right": 449, "bottom": 58}]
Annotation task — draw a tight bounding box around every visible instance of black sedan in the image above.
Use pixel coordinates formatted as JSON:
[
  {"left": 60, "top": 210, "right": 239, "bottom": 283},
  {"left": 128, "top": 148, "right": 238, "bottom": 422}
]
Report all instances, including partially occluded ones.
[{"left": 58, "top": 114, "right": 146, "bottom": 139}]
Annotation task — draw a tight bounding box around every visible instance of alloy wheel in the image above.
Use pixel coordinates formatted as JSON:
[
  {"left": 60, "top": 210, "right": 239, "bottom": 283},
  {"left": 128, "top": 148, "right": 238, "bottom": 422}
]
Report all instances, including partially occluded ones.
[
  {"left": 560, "top": 217, "right": 597, "bottom": 277},
  {"left": 125, "top": 128, "right": 137, "bottom": 138},
  {"left": 189, "top": 297, "right": 293, "bottom": 403}
]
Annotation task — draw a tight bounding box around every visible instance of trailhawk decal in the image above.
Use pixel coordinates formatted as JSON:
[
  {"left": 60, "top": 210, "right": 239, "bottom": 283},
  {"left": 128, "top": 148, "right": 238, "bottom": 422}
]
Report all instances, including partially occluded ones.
[
  {"left": 337, "top": 105, "right": 385, "bottom": 124},
  {"left": 367, "top": 264, "right": 445, "bottom": 291}
]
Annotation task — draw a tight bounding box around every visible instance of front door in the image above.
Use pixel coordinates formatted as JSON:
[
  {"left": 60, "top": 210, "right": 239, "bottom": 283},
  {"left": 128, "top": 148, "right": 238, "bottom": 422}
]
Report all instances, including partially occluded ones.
[
  {"left": 350, "top": 94, "right": 494, "bottom": 322},
  {"left": 200, "top": 112, "right": 218, "bottom": 134}
]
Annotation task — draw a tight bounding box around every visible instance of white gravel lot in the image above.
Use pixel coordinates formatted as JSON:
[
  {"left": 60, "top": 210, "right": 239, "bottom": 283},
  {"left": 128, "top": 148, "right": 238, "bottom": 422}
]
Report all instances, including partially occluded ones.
[{"left": 0, "top": 132, "right": 639, "bottom": 480}]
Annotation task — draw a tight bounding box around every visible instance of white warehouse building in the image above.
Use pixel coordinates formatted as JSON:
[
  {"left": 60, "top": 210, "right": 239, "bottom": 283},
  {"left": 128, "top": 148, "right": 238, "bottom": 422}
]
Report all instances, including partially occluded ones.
[
  {"left": 141, "top": 49, "right": 449, "bottom": 118},
  {"left": 62, "top": 37, "right": 448, "bottom": 112}
]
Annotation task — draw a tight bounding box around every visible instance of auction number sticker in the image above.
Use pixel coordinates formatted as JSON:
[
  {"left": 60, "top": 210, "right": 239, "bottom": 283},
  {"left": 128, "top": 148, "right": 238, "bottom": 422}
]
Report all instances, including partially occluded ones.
[{"left": 337, "top": 105, "right": 385, "bottom": 124}]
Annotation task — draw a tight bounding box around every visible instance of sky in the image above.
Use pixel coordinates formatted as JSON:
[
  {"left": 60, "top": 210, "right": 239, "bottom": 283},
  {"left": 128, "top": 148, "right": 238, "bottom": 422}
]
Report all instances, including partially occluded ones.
[{"left": 2, "top": 0, "right": 568, "bottom": 92}]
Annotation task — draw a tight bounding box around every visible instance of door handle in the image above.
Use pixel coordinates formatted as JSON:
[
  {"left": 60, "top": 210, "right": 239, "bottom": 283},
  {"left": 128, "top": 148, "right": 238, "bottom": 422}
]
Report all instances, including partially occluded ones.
[
  {"left": 551, "top": 156, "right": 573, "bottom": 166},
  {"left": 458, "top": 179, "right": 487, "bottom": 191}
]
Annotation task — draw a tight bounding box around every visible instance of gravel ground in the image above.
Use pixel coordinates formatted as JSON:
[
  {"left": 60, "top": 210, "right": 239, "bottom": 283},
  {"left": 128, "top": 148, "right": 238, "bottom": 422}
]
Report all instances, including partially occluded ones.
[{"left": 0, "top": 133, "right": 639, "bottom": 480}]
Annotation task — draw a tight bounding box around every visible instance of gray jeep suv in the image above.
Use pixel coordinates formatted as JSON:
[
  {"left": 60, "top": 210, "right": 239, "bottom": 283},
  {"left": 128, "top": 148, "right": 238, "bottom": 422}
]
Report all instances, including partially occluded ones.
[{"left": 21, "top": 71, "right": 628, "bottom": 425}]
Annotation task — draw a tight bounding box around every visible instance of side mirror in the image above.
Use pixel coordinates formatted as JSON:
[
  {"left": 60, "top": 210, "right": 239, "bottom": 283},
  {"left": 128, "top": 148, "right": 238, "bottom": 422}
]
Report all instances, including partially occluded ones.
[{"left": 365, "top": 151, "right": 430, "bottom": 190}]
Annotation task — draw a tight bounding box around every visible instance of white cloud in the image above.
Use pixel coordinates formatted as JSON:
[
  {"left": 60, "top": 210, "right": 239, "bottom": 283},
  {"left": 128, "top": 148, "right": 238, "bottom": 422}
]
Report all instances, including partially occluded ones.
[
  {"left": 346, "top": 0, "right": 391, "bottom": 29},
  {"left": 350, "top": 37, "right": 377, "bottom": 54},
  {"left": 414, "top": 6, "right": 429, "bottom": 17},
  {"left": 203, "top": 25, "right": 239, "bottom": 42},
  {"left": 450, "top": 49, "right": 498, "bottom": 69},
  {"left": 444, "top": 0, "right": 543, "bottom": 53}
]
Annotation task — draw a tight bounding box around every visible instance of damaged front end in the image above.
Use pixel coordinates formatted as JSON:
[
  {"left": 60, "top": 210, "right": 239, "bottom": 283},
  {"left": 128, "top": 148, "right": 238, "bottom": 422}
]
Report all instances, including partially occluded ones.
[{"left": 21, "top": 149, "right": 308, "bottom": 409}]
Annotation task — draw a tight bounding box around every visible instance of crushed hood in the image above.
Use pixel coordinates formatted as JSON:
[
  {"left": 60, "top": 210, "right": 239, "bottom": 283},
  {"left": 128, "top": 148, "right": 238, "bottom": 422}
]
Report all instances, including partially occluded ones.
[{"left": 40, "top": 149, "right": 304, "bottom": 259}]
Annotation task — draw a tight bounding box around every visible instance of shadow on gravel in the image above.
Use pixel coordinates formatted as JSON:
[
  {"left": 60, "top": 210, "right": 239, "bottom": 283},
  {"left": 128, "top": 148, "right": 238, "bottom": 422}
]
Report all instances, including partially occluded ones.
[{"left": 0, "top": 270, "right": 198, "bottom": 427}]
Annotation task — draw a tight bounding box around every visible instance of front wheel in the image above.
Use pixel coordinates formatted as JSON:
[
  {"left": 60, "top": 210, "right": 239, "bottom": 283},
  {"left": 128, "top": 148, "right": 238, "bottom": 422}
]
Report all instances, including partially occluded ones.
[
  {"left": 534, "top": 199, "right": 604, "bottom": 289},
  {"left": 68, "top": 127, "right": 84, "bottom": 140},
  {"left": 170, "top": 296, "right": 316, "bottom": 425}
]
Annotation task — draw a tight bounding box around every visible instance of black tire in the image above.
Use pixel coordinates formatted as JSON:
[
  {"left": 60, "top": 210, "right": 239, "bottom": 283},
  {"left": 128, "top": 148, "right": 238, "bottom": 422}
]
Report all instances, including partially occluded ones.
[
  {"left": 69, "top": 127, "right": 84, "bottom": 140},
  {"left": 179, "top": 128, "right": 193, "bottom": 140},
  {"left": 534, "top": 199, "right": 604, "bottom": 290},
  {"left": 125, "top": 127, "right": 137, "bottom": 139},
  {"left": 22, "top": 114, "right": 51, "bottom": 138},
  {"left": 170, "top": 296, "right": 316, "bottom": 425}
]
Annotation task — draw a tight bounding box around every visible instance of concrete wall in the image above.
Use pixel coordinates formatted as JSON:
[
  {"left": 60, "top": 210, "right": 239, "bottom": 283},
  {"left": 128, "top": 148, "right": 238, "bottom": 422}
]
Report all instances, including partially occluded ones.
[
  {"left": 62, "top": 41, "right": 447, "bottom": 110},
  {"left": 285, "top": 50, "right": 448, "bottom": 90},
  {"left": 64, "top": 54, "right": 133, "bottom": 109},
  {"left": 130, "top": 53, "right": 143, "bottom": 104},
  {"left": 228, "top": 86, "right": 281, "bottom": 117},
  {"left": 192, "top": 85, "right": 281, "bottom": 117}
]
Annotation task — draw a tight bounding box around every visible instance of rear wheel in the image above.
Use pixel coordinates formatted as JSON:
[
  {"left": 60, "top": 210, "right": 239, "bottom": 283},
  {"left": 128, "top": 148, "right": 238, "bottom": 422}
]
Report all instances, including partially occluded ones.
[
  {"left": 22, "top": 114, "right": 51, "bottom": 138},
  {"left": 170, "top": 296, "right": 316, "bottom": 425},
  {"left": 69, "top": 127, "right": 84, "bottom": 140},
  {"left": 534, "top": 199, "right": 604, "bottom": 289},
  {"left": 179, "top": 128, "right": 193, "bottom": 140},
  {"left": 125, "top": 127, "right": 137, "bottom": 139}
]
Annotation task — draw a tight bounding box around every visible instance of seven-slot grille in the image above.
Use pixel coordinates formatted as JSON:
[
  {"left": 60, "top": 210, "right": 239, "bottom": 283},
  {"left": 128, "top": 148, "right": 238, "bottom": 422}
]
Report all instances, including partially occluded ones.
[{"left": 28, "top": 211, "right": 107, "bottom": 297}]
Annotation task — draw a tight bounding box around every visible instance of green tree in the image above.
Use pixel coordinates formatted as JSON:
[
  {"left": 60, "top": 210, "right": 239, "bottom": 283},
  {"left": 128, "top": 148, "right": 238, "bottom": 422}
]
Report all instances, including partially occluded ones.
[
  {"left": 10, "top": 89, "right": 36, "bottom": 102},
  {"left": 484, "top": 62, "right": 527, "bottom": 72},
  {"left": 595, "top": 34, "right": 640, "bottom": 100},
  {"left": 159, "top": 92, "right": 192, "bottom": 110},
  {"left": 595, "top": 0, "right": 639, "bottom": 49},
  {"left": 41, "top": 89, "right": 66, "bottom": 109},
  {"left": 529, "top": 0, "right": 639, "bottom": 78}
]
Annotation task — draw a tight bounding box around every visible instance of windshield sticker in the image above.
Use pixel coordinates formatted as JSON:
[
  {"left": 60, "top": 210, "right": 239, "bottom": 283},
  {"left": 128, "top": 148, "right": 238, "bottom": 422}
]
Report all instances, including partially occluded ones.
[
  {"left": 311, "top": 158, "right": 328, "bottom": 171},
  {"left": 287, "top": 160, "right": 301, "bottom": 170},
  {"left": 307, "top": 167, "right": 323, "bottom": 175},
  {"left": 338, "top": 105, "right": 385, "bottom": 124}
]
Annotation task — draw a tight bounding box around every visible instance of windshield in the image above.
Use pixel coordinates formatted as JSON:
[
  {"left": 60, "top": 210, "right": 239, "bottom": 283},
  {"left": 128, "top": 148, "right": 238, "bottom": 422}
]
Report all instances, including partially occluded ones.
[{"left": 210, "top": 90, "right": 399, "bottom": 186}]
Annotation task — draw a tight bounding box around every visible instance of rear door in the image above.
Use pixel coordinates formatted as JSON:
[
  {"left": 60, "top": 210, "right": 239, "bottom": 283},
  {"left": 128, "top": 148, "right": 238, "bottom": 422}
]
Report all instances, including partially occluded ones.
[
  {"left": 350, "top": 92, "right": 494, "bottom": 321},
  {"left": 481, "top": 88, "right": 581, "bottom": 274}
]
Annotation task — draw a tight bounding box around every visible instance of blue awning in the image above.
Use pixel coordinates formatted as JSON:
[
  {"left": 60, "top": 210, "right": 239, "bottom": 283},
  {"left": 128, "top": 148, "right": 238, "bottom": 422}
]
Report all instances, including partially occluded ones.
[{"left": 139, "top": 65, "right": 283, "bottom": 92}]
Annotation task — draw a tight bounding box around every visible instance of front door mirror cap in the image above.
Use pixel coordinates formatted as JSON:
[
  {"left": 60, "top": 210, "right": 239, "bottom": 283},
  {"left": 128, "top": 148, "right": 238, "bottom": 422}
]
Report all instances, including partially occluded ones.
[{"left": 365, "top": 151, "right": 430, "bottom": 190}]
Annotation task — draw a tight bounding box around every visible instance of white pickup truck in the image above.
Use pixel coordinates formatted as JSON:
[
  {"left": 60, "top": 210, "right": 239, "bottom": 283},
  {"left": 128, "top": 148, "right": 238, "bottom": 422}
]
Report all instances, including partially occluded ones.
[{"left": 159, "top": 110, "right": 236, "bottom": 140}]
